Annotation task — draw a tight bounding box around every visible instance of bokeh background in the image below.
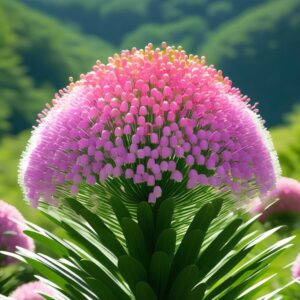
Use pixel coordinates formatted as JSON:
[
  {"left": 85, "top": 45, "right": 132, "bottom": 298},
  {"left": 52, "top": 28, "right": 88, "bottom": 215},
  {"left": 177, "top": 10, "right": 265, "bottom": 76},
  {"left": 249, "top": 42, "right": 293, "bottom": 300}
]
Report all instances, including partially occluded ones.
[{"left": 0, "top": 0, "right": 300, "bottom": 296}]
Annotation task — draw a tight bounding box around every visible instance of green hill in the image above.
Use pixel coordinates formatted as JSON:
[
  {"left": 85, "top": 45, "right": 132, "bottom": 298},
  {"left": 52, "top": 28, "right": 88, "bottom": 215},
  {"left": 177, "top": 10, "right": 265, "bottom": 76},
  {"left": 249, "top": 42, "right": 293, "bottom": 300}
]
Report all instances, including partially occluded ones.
[
  {"left": 1, "top": 0, "right": 299, "bottom": 200},
  {"left": 201, "top": 0, "right": 300, "bottom": 126},
  {"left": 0, "top": 0, "right": 114, "bottom": 134},
  {"left": 0, "top": 0, "right": 300, "bottom": 134}
]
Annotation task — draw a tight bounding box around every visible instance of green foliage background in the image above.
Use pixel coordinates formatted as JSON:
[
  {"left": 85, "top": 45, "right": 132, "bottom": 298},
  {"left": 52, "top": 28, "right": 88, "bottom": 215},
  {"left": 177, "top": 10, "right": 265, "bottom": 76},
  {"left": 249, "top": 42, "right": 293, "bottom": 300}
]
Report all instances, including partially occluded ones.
[{"left": 0, "top": 0, "right": 300, "bottom": 297}]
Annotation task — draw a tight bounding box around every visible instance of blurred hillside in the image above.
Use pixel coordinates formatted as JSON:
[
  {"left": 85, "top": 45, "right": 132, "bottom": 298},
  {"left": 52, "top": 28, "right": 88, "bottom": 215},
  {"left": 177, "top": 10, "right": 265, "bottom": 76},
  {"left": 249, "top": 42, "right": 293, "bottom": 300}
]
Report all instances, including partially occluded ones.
[
  {"left": 0, "top": 0, "right": 115, "bottom": 135},
  {"left": 0, "top": 0, "right": 299, "bottom": 135}
]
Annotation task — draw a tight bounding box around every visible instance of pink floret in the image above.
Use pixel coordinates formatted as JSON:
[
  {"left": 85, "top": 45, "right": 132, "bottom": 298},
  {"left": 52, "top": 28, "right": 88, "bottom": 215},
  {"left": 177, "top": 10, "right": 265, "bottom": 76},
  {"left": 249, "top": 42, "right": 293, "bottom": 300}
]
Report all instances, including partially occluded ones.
[{"left": 292, "top": 254, "right": 300, "bottom": 279}]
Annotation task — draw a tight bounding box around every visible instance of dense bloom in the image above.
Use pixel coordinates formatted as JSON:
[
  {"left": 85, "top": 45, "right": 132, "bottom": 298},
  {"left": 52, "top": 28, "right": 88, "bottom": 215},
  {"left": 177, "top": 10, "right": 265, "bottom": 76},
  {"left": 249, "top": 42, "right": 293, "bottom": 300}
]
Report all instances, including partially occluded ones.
[
  {"left": 20, "top": 43, "right": 279, "bottom": 206},
  {"left": 251, "top": 177, "right": 300, "bottom": 222},
  {"left": 292, "top": 254, "right": 300, "bottom": 279},
  {"left": 0, "top": 200, "right": 34, "bottom": 266},
  {"left": 9, "top": 281, "right": 55, "bottom": 300}
]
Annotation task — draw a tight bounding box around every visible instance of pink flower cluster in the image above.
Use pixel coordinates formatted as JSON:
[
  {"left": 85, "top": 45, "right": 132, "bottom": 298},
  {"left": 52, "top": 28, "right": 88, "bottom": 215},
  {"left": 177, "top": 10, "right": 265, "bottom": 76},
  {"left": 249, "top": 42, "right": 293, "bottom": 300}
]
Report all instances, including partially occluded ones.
[
  {"left": 21, "top": 43, "right": 279, "bottom": 206},
  {"left": 251, "top": 177, "right": 300, "bottom": 222},
  {"left": 292, "top": 254, "right": 300, "bottom": 279},
  {"left": 10, "top": 281, "right": 55, "bottom": 300},
  {"left": 0, "top": 200, "right": 34, "bottom": 266}
]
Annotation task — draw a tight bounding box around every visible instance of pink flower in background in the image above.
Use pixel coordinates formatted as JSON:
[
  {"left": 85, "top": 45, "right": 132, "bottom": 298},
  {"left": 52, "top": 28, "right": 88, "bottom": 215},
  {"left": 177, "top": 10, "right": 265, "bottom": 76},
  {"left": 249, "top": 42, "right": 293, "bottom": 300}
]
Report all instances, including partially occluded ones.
[
  {"left": 0, "top": 200, "right": 34, "bottom": 266},
  {"left": 292, "top": 254, "right": 300, "bottom": 279},
  {"left": 9, "top": 281, "right": 55, "bottom": 300},
  {"left": 251, "top": 177, "right": 300, "bottom": 222},
  {"left": 20, "top": 43, "right": 279, "bottom": 206}
]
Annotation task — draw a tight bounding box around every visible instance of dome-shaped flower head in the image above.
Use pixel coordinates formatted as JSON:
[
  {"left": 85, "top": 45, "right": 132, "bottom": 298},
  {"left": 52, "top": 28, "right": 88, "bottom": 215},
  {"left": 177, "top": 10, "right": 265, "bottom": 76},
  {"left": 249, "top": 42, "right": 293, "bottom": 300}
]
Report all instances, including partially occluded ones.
[
  {"left": 251, "top": 177, "right": 300, "bottom": 223},
  {"left": 20, "top": 43, "right": 279, "bottom": 206},
  {"left": 0, "top": 200, "right": 35, "bottom": 266},
  {"left": 292, "top": 254, "right": 300, "bottom": 279},
  {"left": 10, "top": 281, "right": 55, "bottom": 300}
]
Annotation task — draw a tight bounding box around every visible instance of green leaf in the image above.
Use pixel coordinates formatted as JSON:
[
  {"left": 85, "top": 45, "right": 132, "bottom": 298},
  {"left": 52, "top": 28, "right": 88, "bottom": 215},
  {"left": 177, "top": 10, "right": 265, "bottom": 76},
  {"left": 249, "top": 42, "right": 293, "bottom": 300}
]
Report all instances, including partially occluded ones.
[
  {"left": 137, "top": 201, "right": 155, "bottom": 252},
  {"left": 118, "top": 255, "right": 147, "bottom": 292},
  {"left": 24, "top": 230, "right": 69, "bottom": 257},
  {"left": 110, "top": 196, "right": 132, "bottom": 224},
  {"left": 23, "top": 253, "right": 90, "bottom": 294},
  {"left": 187, "top": 283, "right": 207, "bottom": 300},
  {"left": 0, "top": 268, "right": 21, "bottom": 295},
  {"left": 66, "top": 198, "right": 126, "bottom": 257},
  {"left": 187, "top": 202, "right": 215, "bottom": 234},
  {"left": 255, "top": 278, "right": 297, "bottom": 300},
  {"left": 149, "top": 251, "right": 171, "bottom": 297},
  {"left": 120, "top": 217, "right": 149, "bottom": 267},
  {"left": 217, "top": 268, "right": 269, "bottom": 300},
  {"left": 204, "top": 236, "right": 293, "bottom": 300},
  {"left": 204, "top": 216, "right": 258, "bottom": 286},
  {"left": 29, "top": 258, "right": 67, "bottom": 286},
  {"left": 238, "top": 274, "right": 276, "bottom": 300},
  {"left": 155, "top": 228, "right": 176, "bottom": 258},
  {"left": 24, "top": 221, "right": 84, "bottom": 262},
  {"left": 168, "top": 264, "right": 199, "bottom": 300},
  {"left": 38, "top": 295, "right": 57, "bottom": 300},
  {"left": 64, "top": 283, "right": 88, "bottom": 300},
  {"left": 79, "top": 259, "right": 130, "bottom": 300},
  {"left": 22, "top": 257, "right": 68, "bottom": 292},
  {"left": 135, "top": 281, "right": 158, "bottom": 300},
  {"left": 85, "top": 278, "right": 127, "bottom": 300},
  {"left": 59, "top": 221, "right": 118, "bottom": 273},
  {"left": 211, "top": 198, "right": 223, "bottom": 217},
  {"left": 168, "top": 201, "right": 221, "bottom": 282},
  {"left": 170, "top": 230, "right": 205, "bottom": 281},
  {"left": 197, "top": 218, "right": 243, "bottom": 278},
  {"left": 155, "top": 198, "right": 174, "bottom": 236}
]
